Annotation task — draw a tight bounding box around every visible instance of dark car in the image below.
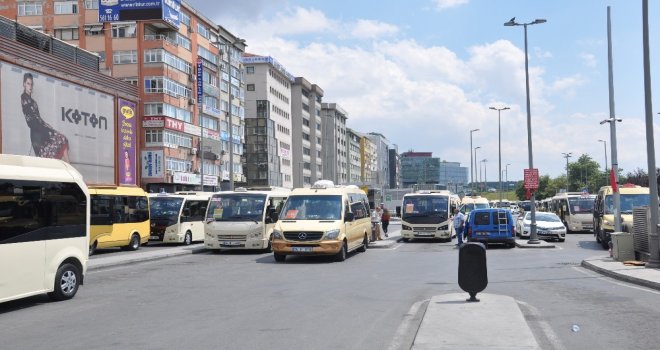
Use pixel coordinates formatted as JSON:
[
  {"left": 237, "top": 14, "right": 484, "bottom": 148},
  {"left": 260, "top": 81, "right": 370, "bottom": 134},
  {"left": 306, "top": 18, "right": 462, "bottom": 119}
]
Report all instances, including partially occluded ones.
[{"left": 465, "top": 208, "right": 516, "bottom": 248}]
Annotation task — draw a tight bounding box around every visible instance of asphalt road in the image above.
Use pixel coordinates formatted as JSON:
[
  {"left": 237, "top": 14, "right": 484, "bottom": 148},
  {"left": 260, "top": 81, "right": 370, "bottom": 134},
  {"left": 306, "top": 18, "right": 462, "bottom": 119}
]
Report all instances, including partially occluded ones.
[{"left": 1, "top": 227, "right": 659, "bottom": 350}]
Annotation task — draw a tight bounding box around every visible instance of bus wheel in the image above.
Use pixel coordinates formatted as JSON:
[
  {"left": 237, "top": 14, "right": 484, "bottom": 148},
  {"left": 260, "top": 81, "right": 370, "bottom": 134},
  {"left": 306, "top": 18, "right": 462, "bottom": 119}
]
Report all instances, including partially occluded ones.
[
  {"left": 357, "top": 234, "right": 368, "bottom": 252},
  {"left": 48, "top": 263, "right": 80, "bottom": 301},
  {"left": 89, "top": 241, "right": 97, "bottom": 256},
  {"left": 273, "top": 253, "right": 286, "bottom": 262},
  {"left": 183, "top": 231, "right": 192, "bottom": 245},
  {"left": 335, "top": 241, "right": 347, "bottom": 262},
  {"left": 127, "top": 234, "right": 140, "bottom": 251}
]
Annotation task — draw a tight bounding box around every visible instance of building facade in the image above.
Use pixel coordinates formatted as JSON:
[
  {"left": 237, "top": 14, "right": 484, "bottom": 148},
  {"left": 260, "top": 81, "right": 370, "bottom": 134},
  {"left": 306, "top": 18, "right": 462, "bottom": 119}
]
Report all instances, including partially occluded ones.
[
  {"left": 346, "top": 128, "right": 362, "bottom": 184},
  {"left": 439, "top": 160, "right": 468, "bottom": 193},
  {"left": 243, "top": 54, "right": 294, "bottom": 188},
  {"left": 360, "top": 136, "right": 377, "bottom": 185},
  {"left": 291, "top": 77, "right": 324, "bottom": 188},
  {"left": 388, "top": 146, "right": 401, "bottom": 189},
  {"left": 367, "top": 132, "right": 390, "bottom": 188},
  {"left": 2, "top": 1, "right": 247, "bottom": 192},
  {"left": 321, "top": 103, "right": 348, "bottom": 184},
  {"left": 400, "top": 152, "right": 441, "bottom": 188}
]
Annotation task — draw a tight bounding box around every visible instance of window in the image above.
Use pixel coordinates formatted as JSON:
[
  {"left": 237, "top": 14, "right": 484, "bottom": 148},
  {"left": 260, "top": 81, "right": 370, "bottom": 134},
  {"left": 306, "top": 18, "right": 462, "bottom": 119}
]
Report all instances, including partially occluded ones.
[
  {"left": 179, "top": 11, "right": 190, "bottom": 27},
  {"left": 176, "top": 33, "right": 191, "bottom": 50},
  {"left": 144, "top": 103, "right": 192, "bottom": 123},
  {"left": 113, "top": 50, "right": 137, "bottom": 64},
  {"left": 166, "top": 157, "right": 192, "bottom": 173},
  {"left": 163, "top": 131, "right": 193, "bottom": 148},
  {"left": 145, "top": 129, "right": 163, "bottom": 143},
  {"left": 54, "top": 28, "right": 79, "bottom": 40},
  {"left": 84, "top": 24, "right": 104, "bottom": 36},
  {"left": 144, "top": 76, "right": 192, "bottom": 99},
  {"left": 246, "top": 66, "right": 255, "bottom": 74},
  {"left": 197, "top": 23, "right": 210, "bottom": 39},
  {"left": 197, "top": 46, "right": 218, "bottom": 65},
  {"left": 201, "top": 116, "right": 218, "bottom": 131},
  {"left": 84, "top": 0, "right": 98, "bottom": 9},
  {"left": 247, "top": 84, "right": 255, "bottom": 91},
  {"left": 54, "top": 1, "right": 77, "bottom": 14},
  {"left": 18, "top": 2, "right": 43, "bottom": 16},
  {"left": 112, "top": 23, "right": 136, "bottom": 38},
  {"left": 144, "top": 49, "right": 192, "bottom": 74}
]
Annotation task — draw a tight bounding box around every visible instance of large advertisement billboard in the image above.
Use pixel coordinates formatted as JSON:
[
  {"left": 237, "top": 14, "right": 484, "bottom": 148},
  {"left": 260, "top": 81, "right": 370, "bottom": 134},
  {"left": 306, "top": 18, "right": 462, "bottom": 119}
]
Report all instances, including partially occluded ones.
[
  {"left": 118, "top": 99, "right": 137, "bottom": 185},
  {"left": 1, "top": 62, "right": 115, "bottom": 184},
  {"left": 99, "top": 0, "right": 181, "bottom": 29}
]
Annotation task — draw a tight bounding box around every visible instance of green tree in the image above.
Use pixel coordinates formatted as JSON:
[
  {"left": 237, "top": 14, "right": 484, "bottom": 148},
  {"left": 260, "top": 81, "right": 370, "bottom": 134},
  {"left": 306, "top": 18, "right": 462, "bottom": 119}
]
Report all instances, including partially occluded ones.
[{"left": 567, "top": 154, "right": 601, "bottom": 193}]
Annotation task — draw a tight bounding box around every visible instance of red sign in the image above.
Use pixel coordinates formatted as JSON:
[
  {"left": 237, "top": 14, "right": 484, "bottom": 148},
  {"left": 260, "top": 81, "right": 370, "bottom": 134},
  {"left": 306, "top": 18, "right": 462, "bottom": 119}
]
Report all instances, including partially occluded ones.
[{"left": 524, "top": 168, "right": 539, "bottom": 190}]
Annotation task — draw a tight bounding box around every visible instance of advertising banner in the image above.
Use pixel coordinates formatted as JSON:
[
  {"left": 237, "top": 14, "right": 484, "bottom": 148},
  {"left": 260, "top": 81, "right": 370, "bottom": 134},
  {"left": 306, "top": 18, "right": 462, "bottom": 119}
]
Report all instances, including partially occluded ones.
[
  {"left": 99, "top": 0, "right": 180, "bottom": 29},
  {"left": 1, "top": 62, "right": 115, "bottom": 183},
  {"left": 196, "top": 58, "right": 203, "bottom": 105},
  {"left": 141, "top": 150, "right": 164, "bottom": 178},
  {"left": 118, "top": 99, "right": 137, "bottom": 185}
]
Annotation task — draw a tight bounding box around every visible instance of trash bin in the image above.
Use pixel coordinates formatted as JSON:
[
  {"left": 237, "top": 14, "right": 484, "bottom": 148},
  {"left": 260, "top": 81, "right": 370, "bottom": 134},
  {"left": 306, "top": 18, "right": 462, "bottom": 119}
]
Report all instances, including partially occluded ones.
[{"left": 611, "top": 232, "right": 634, "bottom": 262}]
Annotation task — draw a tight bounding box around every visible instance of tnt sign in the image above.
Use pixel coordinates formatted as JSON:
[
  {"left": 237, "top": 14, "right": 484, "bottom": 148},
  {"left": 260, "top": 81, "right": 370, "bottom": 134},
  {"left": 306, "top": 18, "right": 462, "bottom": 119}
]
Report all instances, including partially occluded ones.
[{"left": 524, "top": 168, "right": 539, "bottom": 190}]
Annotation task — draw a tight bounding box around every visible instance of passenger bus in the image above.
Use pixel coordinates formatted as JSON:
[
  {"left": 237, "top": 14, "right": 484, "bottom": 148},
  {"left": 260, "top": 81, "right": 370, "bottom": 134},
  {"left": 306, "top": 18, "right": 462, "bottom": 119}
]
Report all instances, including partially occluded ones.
[
  {"left": 551, "top": 192, "right": 596, "bottom": 233},
  {"left": 400, "top": 190, "right": 461, "bottom": 242},
  {"left": 204, "top": 187, "right": 289, "bottom": 251},
  {"left": 459, "top": 195, "right": 490, "bottom": 215},
  {"left": 0, "top": 154, "right": 89, "bottom": 302},
  {"left": 88, "top": 186, "right": 150, "bottom": 255},
  {"left": 593, "top": 184, "right": 650, "bottom": 249},
  {"left": 148, "top": 192, "right": 213, "bottom": 245}
]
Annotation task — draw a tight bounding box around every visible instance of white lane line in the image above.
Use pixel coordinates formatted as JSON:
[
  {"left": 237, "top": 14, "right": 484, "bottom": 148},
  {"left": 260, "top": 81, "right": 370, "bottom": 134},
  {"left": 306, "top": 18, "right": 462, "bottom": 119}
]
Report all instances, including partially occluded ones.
[
  {"left": 572, "top": 266, "right": 660, "bottom": 295},
  {"left": 517, "top": 300, "right": 567, "bottom": 350}
]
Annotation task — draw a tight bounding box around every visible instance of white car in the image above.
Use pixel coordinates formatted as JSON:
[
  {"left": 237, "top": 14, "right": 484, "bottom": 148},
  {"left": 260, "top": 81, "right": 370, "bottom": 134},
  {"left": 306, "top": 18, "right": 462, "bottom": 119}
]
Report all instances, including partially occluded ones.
[{"left": 516, "top": 212, "right": 566, "bottom": 242}]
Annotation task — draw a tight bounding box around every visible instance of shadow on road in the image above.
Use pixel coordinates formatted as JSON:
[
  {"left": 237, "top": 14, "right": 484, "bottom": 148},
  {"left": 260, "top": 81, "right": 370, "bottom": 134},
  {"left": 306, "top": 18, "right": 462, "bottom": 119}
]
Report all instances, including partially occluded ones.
[{"left": 578, "top": 240, "right": 605, "bottom": 251}]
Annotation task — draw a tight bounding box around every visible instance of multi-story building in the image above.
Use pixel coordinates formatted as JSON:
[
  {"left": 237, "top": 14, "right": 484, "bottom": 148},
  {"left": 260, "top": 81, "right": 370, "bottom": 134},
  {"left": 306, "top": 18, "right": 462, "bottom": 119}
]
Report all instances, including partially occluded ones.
[
  {"left": 439, "top": 160, "right": 468, "bottom": 192},
  {"left": 3, "top": 1, "right": 246, "bottom": 192},
  {"left": 346, "top": 128, "right": 362, "bottom": 184},
  {"left": 388, "top": 146, "right": 401, "bottom": 189},
  {"left": 243, "top": 54, "right": 294, "bottom": 188},
  {"left": 291, "top": 77, "right": 324, "bottom": 188},
  {"left": 321, "top": 103, "right": 348, "bottom": 184},
  {"left": 400, "top": 151, "right": 441, "bottom": 188},
  {"left": 360, "top": 135, "right": 377, "bottom": 184},
  {"left": 367, "top": 132, "right": 390, "bottom": 188}
]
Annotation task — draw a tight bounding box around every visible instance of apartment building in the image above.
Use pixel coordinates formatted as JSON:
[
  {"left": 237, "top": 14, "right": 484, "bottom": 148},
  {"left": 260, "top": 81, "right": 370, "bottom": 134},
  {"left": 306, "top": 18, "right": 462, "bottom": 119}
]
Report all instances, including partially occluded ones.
[
  {"left": 321, "top": 103, "right": 348, "bottom": 184},
  {"left": 388, "top": 146, "right": 401, "bottom": 189},
  {"left": 360, "top": 135, "right": 377, "bottom": 185},
  {"left": 243, "top": 54, "right": 294, "bottom": 188},
  {"left": 291, "top": 77, "right": 324, "bottom": 188},
  {"left": 367, "top": 132, "right": 391, "bottom": 188},
  {"left": 3, "top": 1, "right": 246, "bottom": 192},
  {"left": 346, "top": 128, "right": 362, "bottom": 184}
]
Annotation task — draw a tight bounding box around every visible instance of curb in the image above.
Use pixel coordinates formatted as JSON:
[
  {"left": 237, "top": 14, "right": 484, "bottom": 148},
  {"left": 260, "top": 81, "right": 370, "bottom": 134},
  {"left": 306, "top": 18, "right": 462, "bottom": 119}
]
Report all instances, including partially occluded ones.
[
  {"left": 88, "top": 247, "right": 207, "bottom": 271},
  {"left": 581, "top": 259, "right": 660, "bottom": 292}
]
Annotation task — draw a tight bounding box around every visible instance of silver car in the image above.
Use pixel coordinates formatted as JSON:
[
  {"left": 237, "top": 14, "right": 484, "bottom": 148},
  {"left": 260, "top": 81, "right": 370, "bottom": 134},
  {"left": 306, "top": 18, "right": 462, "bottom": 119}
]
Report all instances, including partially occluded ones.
[{"left": 516, "top": 212, "right": 566, "bottom": 242}]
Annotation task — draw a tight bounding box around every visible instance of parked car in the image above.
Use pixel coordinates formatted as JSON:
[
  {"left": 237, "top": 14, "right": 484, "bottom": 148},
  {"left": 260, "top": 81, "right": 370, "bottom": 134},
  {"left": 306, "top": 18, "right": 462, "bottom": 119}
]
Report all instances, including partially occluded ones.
[
  {"left": 464, "top": 208, "right": 515, "bottom": 248},
  {"left": 516, "top": 212, "right": 566, "bottom": 242}
]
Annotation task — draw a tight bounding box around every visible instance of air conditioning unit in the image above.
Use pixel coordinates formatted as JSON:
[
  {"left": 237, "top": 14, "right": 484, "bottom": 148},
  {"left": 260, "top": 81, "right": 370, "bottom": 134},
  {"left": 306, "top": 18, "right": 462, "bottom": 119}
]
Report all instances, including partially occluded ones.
[
  {"left": 191, "top": 148, "right": 197, "bottom": 155},
  {"left": 188, "top": 98, "right": 196, "bottom": 105}
]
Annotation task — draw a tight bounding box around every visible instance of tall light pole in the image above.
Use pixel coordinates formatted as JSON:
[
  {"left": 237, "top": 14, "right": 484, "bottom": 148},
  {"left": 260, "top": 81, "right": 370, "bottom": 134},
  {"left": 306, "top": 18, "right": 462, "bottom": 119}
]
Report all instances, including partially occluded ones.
[
  {"left": 562, "top": 152, "right": 572, "bottom": 190},
  {"left": 474, "top": 146, "right": 481, "bottom": 192},
  {"left": 600, "top": 115, "right": 622, "bottom": 233},
  {"left": 224, "top": 37, "right": 246, "bottom": 191},
  {"left": 490, "top": 106, "right": 509, "bottom": 203},
  {"left": 598, "top": 139, "right": 608, "bottom": 172},
  {"left": 470, "top": 128, "right": 480, "bottom": 193},
  {"left": 505, "top": 163, "right": 511, "bottom": 184},
  {"left": 481, "top": 159, "right": 488, "bottom": 191},
  {"left": 505, "top": 17, "right": 546, "bottom": 244}
]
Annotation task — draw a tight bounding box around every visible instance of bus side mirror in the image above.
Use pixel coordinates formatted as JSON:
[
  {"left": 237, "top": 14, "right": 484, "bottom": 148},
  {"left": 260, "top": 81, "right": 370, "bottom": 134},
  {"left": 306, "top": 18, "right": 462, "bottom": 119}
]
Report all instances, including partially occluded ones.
[{"left": 344, "top": 212, "right": 355, "bottom": 222}]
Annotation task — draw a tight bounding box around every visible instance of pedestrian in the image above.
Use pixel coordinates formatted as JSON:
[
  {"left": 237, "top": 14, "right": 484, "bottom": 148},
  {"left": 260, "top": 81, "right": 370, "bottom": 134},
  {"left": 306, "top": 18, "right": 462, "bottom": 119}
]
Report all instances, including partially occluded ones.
[
  {"left": 453, "top": 208, "right": 465, "bottom": 246},
  {"left": 371, "top": 206, "right": 383, "bottom": 241},
  {"left": 381, "top": 205, "right": 390, "bottom": 238}
]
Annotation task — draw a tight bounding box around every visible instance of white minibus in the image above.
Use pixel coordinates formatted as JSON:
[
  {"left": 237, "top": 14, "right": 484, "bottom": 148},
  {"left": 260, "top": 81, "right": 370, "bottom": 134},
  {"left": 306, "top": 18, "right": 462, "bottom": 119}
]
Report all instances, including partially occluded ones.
[
  {"left": 148, "top": 192, "right": 213, "bottom": 245},
  {"left": 0, "top": 154, "right": 89, "bottom": 303}
]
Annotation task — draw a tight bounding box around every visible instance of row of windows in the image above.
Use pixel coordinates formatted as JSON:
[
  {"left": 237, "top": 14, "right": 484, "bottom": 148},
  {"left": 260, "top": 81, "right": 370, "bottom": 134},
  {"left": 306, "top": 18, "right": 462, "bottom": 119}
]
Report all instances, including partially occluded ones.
[
  {"left": 91, "top": 195, "right": 149, "bottom": 225},
  {"left": 145, "top": 130, "right": 193, "bottom": 149},
  {"left": 176, "top": 33, "right": 192, "bottom": 50},
  {"left": 198, "top": 46, "right": 219, "bottom": 66},
  {"left": 276, "top": 124, "right": 290, "bottom": 136},
  {"left": 272, "top": 104, "right": 290, "bottom": 120},
  {"left": 54, "top": 28, "right": 78, "bottom": 41},
  {"left": 54, "top": 1, "right": 77, "bottom": 14},
  {"left": 18, "top": 2, "right": 42, "bottom": 16},
  {"left": 269, "top": 69, "right": 290, "bottom": 89},
  {"left": 269, "top": 86, "right": 289, "bottom": 104},
  {"left": 144, "top": 76, "right": 191, "bottom": 99},
  {"left": 279, "top": 141, "right": 290, "bottom": 150},
  {"left": 112, "top": 24, "right": 137, "bottom": 38},
  {"left": 113, "top": 50, "right": 137, "bottom": 65},
  {"left": 282, "top": 159, "right": 291, "bottom": 167},
  {"left": 144, "top": 103, "right": 192, "bottom": 123},
  {"left": 144, "top": 49, "right": 192, "bottom": 74},
  {"left": 167, "top": 157, "right": 193, "bottom": 173}
]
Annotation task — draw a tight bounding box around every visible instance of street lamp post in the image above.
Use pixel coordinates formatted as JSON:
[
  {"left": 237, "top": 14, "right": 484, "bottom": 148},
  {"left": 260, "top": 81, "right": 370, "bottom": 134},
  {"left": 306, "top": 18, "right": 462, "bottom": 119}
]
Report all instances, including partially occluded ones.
[
  {"left": 474, "top": 146, "right": 481, "bottom": 193},
  {"left": 562, "top": 152, "right": 572, "bottom": 190},
  {"left": 505, "top": 17, "right": 546, "bottom": 244},
  {"left": 481, "top": 159, "right": 488, "bottom": 191},
  {"left": 505, "top": 163, "right": 511, "bottom": 184},
  {"left": 600, "top": 117, "right": 622, "bottom": 232},
  {"left": 598, "top": 139, "right": 608, "bottom": 173},
  {"left": 470, "top": 128, "right": 480, "bottom": 193},
  {"left": 490, "top": 106, "right": 509, "bottom": 203}
]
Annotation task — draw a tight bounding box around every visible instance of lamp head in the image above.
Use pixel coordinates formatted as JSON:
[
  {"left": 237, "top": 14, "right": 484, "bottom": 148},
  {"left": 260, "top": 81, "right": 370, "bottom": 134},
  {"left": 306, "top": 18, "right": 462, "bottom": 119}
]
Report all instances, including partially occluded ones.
[
  {"left": 599, "top": 119, "right": 609, "bottom": 125},
  {"left": 533, "top": 19, "right": 547, "bottom": 24},
  {"left": 489, "top": 106, "right": 496, "bottom": 110},
  {"left": 504, "top": 17, "right": 517, "bottom": 26}
]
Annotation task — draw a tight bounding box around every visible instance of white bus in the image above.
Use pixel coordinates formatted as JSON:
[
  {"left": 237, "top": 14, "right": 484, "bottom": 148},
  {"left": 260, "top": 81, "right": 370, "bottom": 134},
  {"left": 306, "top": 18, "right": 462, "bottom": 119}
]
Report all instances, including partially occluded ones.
[
  {"left": 400, "top": 190, "right": 461, "bottom": 242},
  {"left": 0, "top": 155, "right": 89, "bottom": 303},
  {"left": 204, "top": 187, "right": 289, "bottom": 251},
  {"left": 552, "top": 192, "right": 596, "bottom": 233},
  {"left": 148, "top": 192, "right": 213, "bottom": 245}
]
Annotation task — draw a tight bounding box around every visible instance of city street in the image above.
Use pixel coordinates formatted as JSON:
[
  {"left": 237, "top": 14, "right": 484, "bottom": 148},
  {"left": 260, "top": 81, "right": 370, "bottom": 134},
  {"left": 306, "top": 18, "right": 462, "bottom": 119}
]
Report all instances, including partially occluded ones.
[{"left": 1, "top": 224, "right": 660, "bottom": 350}]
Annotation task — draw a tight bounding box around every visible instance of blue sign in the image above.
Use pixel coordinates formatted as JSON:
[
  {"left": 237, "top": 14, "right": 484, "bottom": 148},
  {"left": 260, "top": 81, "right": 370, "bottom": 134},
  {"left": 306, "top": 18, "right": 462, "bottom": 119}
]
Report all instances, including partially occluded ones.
[
  {"left": 196, "top": 58, "right": 203, "bottom": 105},
  {"left": 99, "top": 0, "right": 180, "bottom": 29}
]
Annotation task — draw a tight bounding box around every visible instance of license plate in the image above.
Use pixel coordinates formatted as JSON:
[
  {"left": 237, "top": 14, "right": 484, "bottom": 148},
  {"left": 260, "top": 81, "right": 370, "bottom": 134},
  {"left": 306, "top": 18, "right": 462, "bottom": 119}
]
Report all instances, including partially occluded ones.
[
  {"left": 415, "top": 232, "right": 434, "bottom": 236},
  {"left": 477, "top": 232, "right": 489, "bottom": 236},
  {"left": 222, "top": 241, "right": 242, "bottom": 246},
  {"left": 150, "top": 235, "right": 160, "bottom": 240},
  {"left": 292, "top": 247, "right": 313, "bottom": 252}
]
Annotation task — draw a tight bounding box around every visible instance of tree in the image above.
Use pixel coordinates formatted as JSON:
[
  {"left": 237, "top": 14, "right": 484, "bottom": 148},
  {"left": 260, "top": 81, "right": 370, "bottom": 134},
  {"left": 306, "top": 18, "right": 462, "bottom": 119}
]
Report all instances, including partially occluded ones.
[{"left": 567, "top": 154, "right": 601, "bottom": 193}]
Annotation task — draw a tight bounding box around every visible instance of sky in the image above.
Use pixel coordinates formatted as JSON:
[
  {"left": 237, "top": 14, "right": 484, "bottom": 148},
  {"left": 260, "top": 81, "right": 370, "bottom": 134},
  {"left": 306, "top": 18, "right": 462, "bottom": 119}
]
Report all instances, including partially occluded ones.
[{"left": 186, "top": 0, "right": 660, "bottom": 182}]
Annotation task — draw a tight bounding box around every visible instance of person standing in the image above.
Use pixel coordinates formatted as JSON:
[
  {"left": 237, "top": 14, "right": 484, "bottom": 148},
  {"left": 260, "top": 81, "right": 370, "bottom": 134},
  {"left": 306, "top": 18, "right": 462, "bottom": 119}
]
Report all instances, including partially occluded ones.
[
  {"left": 371, "top": 206, "right": 383, "bottom": 241},
  {"left": 453, "top": 208, "right": 465, "bottom": 246},
  {"left": 381, "top": 205, "right": 390, "bottom": 238}
]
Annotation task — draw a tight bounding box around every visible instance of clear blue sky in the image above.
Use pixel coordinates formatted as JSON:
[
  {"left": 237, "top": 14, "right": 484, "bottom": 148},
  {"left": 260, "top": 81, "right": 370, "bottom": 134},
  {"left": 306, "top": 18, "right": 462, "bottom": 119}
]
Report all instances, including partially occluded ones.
[{"left": 187, "top": 0, "right": 660, "bottom": 181}]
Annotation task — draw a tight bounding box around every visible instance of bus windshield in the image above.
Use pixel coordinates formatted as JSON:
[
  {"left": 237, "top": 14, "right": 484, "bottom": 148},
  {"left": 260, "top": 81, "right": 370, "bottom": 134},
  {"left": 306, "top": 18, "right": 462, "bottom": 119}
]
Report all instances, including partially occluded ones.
[
  {"left": 207, "top": 193, "right": 267, "bottom": 221},
  {"left": 150, "top": 197, "right": 184, "bottom": 224},
  {"left": 402, "top": 196, "right": 449, "bottom": 221},
  {"left": 568, "top": 197, "right": 595, "bottom": 214},
  {"left": 279, "top": 195, "right": 342, "bottom": 220},
  {"left": 604, "top": 194, "right": 650, "bottom": 214}
]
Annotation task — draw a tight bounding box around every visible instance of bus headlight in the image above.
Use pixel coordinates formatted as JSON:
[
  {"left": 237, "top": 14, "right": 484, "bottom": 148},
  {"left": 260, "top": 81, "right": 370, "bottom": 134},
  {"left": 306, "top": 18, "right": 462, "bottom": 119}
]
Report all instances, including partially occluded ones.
[
  {"left": 272, "top": 230, "right": 283, "bottom": 240},
  {"left": 325, "top": 229, "right": 340, "bottom": 240},
  {"left": 438, "top": 224, "right": 448, "bottom": 230},
  {"left": 402, "top": 224, "right": 412, "bottom": 231}
]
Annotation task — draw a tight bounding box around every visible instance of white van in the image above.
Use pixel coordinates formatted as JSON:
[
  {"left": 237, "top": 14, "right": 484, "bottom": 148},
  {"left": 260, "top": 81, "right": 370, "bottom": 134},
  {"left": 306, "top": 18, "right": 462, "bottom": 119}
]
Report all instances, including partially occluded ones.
[
  {"left": 0, "top": 154, "right": 89, "bottom": 303},
  {"left": 271, "top": 180, "right": 371, "bottom": 262},
  {"left": 148, "top": 192, "right": 213, "bottom": 245},
  {"left": 204, "top": 187, "right": 289, "bottom": 251}
]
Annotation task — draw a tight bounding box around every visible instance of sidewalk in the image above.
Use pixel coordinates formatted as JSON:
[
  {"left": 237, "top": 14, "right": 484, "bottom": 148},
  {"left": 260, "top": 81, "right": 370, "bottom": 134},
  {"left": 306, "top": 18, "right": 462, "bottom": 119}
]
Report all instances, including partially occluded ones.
[
  {"left": 581, "top": 256, "right": 660, "bottom": 291},
  {"left": 369, "top": 222, "right": 402, "bottom": 249},
  {"left": 88, "top": 245, "right": 206, "bottom": 271}
]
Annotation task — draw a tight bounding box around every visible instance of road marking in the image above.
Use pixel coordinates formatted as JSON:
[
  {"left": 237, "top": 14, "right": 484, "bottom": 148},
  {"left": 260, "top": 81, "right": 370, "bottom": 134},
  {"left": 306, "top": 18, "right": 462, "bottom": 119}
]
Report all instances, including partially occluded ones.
[
  {"left": 572, "top": 266, "right": 660, "bottom": 295},
  {"left": 388, "top": 299, "right": 429, "bottom": 350},
  {"left": 517, "top": 300, "right": 567, "bottom": 350}
]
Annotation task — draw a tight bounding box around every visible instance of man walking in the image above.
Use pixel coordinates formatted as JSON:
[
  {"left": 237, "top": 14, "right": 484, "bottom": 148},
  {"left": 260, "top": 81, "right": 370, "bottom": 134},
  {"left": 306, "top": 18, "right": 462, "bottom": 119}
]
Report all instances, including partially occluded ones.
[{"left": 453, "top": 208, "right": 465, "bottom": 246}]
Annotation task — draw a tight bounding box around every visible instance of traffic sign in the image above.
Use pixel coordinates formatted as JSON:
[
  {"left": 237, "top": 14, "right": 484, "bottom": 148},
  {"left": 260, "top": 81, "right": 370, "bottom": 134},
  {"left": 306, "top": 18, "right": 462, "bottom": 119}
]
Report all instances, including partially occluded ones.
[{"left": 523, "top": 168, "right": 539, "bottom": 190}]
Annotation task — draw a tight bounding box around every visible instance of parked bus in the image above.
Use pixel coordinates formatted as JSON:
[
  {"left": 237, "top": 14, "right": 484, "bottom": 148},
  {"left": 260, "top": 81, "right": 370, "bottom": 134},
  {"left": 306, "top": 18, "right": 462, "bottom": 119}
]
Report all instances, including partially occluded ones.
[
  {"left": 459, "top": 195, "right": 490, "bottom": 215},
  {"left": 204, "top": 187, "right": 289, "bottom": 251},
  {"left": 593, "top": 184, "right": 650, "bottom": 249},
  {"left": 88, "top": 186, "right": 150, "bottom": 255},
  {"left": 148, "top": 192, "right": 213, "bottom": 245},
  {"left": 400, "top": 190, "right": 461, "bottom": 242},
  {"left": 551, "top": 192, "right": 596, "bottom": 233},
  {"left": 0, "top": 154, "right": 89, "bottom": 302}
]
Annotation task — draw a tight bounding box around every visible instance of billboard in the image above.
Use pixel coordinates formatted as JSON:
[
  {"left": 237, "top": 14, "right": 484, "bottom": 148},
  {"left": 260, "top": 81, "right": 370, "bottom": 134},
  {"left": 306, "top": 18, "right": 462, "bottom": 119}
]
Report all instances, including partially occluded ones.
[
  {"left": 99, "top": 0, "right": 181, "bottom": 29},
  {"left": 1, "top": 62, "right": 115, "bottom": 183},
  {"left": 118, "top": 99, "right": 137, "bottom": 185},
  {"left": 142, "top": 150, "right": 164, "bottom": 178}
]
